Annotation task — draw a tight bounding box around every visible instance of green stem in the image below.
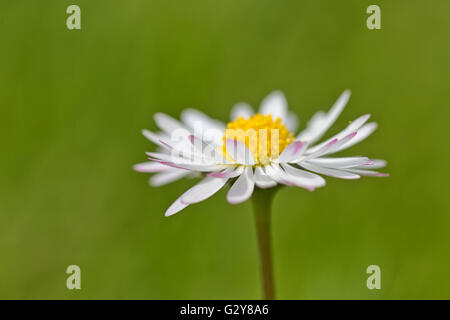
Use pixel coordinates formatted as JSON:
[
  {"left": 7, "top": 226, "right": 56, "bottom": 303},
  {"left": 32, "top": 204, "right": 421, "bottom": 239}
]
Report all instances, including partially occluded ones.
[{"left": 251, "top": 187, "right": 278, "bottom": 300}]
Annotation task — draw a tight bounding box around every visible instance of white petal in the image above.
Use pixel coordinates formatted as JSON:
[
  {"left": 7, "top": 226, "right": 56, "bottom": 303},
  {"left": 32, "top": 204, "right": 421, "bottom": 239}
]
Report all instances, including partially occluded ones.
[
  {"left": 227, "top": 167, "right": 255, "bottom": 204},
  {"left": 230, "top": 102, "right": 254, "bottom": 120},
  {"left": 264, "top": 164, "right": 315, "bottom": 191},
  {"left": 297, "top": 90, "right": 351, "bottom": 144},
  {"left": 263, "top": 164, "right": 287, "bottom": 183},
  {"left": 307, "top": 157, "right": 373, "bottom": 168},
  {"left": 148, "top": 157, "right": 225, "bottom": 172},
  {"left": 278, "top": 140, "right": 308, "bottom": 163},
  {"left": 165, "top": 197, "right": 189, "bottom": 216},
  {"left": 208, "top": 166, "right": 244, "bottom": 178},
  {"left": 133, "top": 162, "right": 168, "bottom": 172},
  {"left": 142, "top": 130, "right": 169, "bottom": 149},
  {"left": 301, "top": 138, "right": 339, "bottom": 161},
  {"left": 324, "top": 132, "right": 358, "bottom": 155},
  {"left": 149, "top": 170, "right": 190, "bottom": 186},
  {"left": 259, "top": 91, "right": 288, "bottom": 121},
  {"left": 155, "top": 135, "right": 211, "bottom": 162},
  {"left": 357, "top": 159, "right": 386, "bottom": 169},
  {"left": 262, "top": 164, "right": 284, "bottom": 183},
  {"left": 146, "top": 151, "right": 212, "bottom": 165},
  {"left": 285, "top": 112, "right": 299, "bottom": 133},
  {"left": 300, "top": 162, "right": 360, "bottom": 180},
  {"left": 254, "top": 167, "right": 277, "bottom": 189},
  {"left": 188, "top": 135, "right": 226, "bottom": 163},
  {"left": 181, "top": 108, "right": 225, "bottom": 132},
  {"left": 303, "top": 132, "right": 357, "bottom": 160},
  {"left": 144, "top": 131, "right": 192, "bottom": 159},
  {"left": 281, "top": 164, "right": 325, "bottom": 188},
  {"left": 225, "top": 138, "right": 255, "bottom": 165},
  {"left": 335, "top": 122, "right": 378, "bottom": 152},
  {"left": 180, "top": 109, "right": 225, "bottom": 146},
  {"left": 344, "top": 168, "right": 389, "bottom": 177},
  {"left": 181, "top": 176, "right": 228, "bottom": 204},
  {"left": 305, "top": 113, "right": 370, "bottom": 154},
  {"left": 154, "top": 112, "right": 186, "bottom": 134},
  {"left": 297, "top": 111, "right": 326, "bottom": 141}
]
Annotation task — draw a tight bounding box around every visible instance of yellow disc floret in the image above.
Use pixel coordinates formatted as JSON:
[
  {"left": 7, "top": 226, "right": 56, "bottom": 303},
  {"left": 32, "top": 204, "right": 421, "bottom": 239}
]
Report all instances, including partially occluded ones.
[{"left": 223, "top": 114, "right": 294, "bottom": 165}]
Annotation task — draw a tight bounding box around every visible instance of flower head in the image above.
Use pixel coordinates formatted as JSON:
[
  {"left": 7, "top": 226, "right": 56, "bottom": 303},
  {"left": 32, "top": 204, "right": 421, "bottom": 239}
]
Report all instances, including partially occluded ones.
[
  {"left": 224, "top": 114, "right": 295, "bottom": 165},
  {"left": 134, "top": 90, "right": 388, "bottom": 216}
]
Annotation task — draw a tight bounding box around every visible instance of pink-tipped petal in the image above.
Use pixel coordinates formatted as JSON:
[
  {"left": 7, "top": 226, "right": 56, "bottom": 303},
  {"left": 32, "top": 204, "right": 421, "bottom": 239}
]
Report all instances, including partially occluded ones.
[
  {"left": 165, "top": 198, "right": 189, "bottom": 217},
  {"left": 345, "top": 168, "right": 389, "bottom": 177},
  {"left": 305, "top": 113, "right": 371, "bottom": 154},
  {"left": 302, "top": 138, "right": 338, "bottom": 161},
  {"left": 208, "top": 167, "right": 244, "bottom": 179},
  {"left": 314, "top": 131, "right": 357, "bottom": 157},
  {"left": 300, "top": 162, "right": 361, "bottom": 180},
  {"left": 142, "top": 130, "right": 169, "bottom": 149},
  {"left": 335, "top": 122, "right": 378, "bottom": 152},
  {"left": 358, "top": 159, "right": 387, "bottom": 169},
  {"left": 279, "top": 140, "right": 308, "bottom": 163},
  {"left": 307, "top": 157, "right": 373, "bottom": 169},
  {"left": 147, "top": 158, "right": 189, "bottom": 171}
]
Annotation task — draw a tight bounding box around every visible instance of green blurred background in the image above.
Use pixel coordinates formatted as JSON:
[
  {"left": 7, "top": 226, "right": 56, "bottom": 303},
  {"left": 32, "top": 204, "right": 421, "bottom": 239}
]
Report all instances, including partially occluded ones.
[{"left": 1, "top": 0, "right": 450, "bottom": 299}]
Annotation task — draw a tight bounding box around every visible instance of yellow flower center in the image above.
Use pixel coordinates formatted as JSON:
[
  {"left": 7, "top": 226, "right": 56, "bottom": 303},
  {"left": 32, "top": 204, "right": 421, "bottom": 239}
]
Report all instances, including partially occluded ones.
[{"left": 223, "top": 114, "right": 294, "bottom": 165}]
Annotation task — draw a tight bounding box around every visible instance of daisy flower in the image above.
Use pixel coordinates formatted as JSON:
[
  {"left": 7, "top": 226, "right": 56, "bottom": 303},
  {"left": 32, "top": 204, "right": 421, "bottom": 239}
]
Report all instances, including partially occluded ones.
[
  {"left": 135, "top": 90, "right": 387, "bottom": 300},
  {"left": 135, "top": 90, "right": 388, "bottom": 217}
]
